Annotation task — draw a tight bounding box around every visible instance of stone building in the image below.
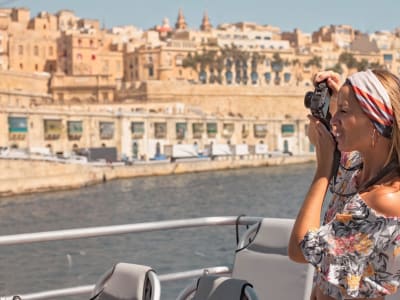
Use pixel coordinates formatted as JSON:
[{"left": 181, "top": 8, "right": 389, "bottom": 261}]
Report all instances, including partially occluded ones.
[
  {"left": 0, "top": 101, "right": 311, "bottom": 161},
  {"left": 0, "top": 6, "right": 400, "bottom": 161},
  {"left": 1, "top": 7, "right": 400, "bottom": 105}
]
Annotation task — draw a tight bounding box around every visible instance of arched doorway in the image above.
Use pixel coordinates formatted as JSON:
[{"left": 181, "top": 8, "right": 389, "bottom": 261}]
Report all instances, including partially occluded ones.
[
  {"left": 132, "top": 142, "right": 139, "bottom": 159},
  {"left": 72, "top": 143, "right": 79, "bottom": 154},
  {"left": 283, "top": 140, "right": 289, "bottom": 153},
  {"left": 155, "top": 142, "right": 161, "bottom": 157},
  {"left": 46, "top": 144, "right": 53, "bottom": 154}
]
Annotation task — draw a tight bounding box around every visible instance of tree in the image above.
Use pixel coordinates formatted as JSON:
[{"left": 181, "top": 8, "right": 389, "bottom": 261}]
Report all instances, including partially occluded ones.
[
  {"left": 368, "top": 61, "right": 385, "bottom": 70},
  {"left": 304, "top": 56, "right": 322, "bottom": 69},
  {"left": 291, "top": 59, "right": 303, "bottom": 86},
  {"left": 271, "top": 53, "right": 284, "bottom": 85},
  {"left": 182, "top": 49, "right": 215, "bottom": 83},
  {"left": 182, "top": 53, "right": 197, "bottom": 70},
  {"left": 250, "top": 52, "right": 265, "bottom": 84},
  {"left": 356, "top": 59, "right": 369, "bottom": 71},
  {"left": 326, "top": 63, "right": 343, "bottom": 74},
  {"left": 215, "top": 55, "right": 225, "bottom": 84},
  {"left": 338, "top": 52, "right": 358, "bottom": 69}
]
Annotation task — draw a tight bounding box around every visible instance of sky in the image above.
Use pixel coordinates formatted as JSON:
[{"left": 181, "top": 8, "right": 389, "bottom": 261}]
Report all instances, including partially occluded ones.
[{"left": 2, "top": 0, "right": 400, "bottom": 33}]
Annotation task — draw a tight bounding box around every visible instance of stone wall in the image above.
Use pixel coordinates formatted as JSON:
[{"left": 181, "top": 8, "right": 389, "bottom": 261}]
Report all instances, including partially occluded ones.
[
  {"left": 123, "top": 80, "right": 311, "bottom": 118},
  {"left": 0, "top": 70, "right": 51, "bottom": 107},
  {"left": 0, "top": 155, "right": 315, "bottom": 197},
  {"left": 0, "top": 159, "right": 103, "bottom": 196}
]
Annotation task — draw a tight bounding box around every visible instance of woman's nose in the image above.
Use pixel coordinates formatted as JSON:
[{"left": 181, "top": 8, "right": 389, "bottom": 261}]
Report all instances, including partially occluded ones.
[{"left": 330, "top": 113, "right": 338, "bottom": 127}]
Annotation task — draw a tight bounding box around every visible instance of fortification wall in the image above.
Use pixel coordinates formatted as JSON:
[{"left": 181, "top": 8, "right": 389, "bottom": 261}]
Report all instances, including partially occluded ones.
[
  {"left": 124, "top": 81, "right": 311, "bottom": 118},
  {"left": 0, "top": 155, "right": 315, "bottom": 197}
]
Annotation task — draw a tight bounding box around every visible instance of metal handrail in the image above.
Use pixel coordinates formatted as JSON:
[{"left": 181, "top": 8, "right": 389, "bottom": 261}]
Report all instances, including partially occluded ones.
[
  {"left": 2, "top": 266, "right": 231, "bottom": 300},
  {"left": 0, "top": 216, "right": 261, "bottom": 246},
  {"left": 1, "top": 216, "right": 261, "bottom": 299}
]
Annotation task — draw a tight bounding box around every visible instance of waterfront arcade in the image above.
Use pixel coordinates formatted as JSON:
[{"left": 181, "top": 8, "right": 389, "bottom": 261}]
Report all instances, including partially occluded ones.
[{"left": 0, "top": 105, "right": 311, "bottom": 161}]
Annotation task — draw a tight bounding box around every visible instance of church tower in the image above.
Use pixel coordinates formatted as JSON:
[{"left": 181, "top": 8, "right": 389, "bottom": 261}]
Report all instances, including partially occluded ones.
[
  {"left": 175, "top": 8, "right": 187, "bottom": 30},
  {"left": 200, "top": 11, "right": 212, "bottom": 32}
]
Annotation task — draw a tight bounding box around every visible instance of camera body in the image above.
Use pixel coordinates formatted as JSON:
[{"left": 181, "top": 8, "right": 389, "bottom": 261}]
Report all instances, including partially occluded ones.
[{"left": 304, "top": 80, "right": 332, "bottom": 128}]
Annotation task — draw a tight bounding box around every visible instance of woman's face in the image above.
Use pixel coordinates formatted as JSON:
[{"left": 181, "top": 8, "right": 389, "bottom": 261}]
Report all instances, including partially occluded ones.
[{"left": 331, "top": 84, "right": 374, "bottom": 152}]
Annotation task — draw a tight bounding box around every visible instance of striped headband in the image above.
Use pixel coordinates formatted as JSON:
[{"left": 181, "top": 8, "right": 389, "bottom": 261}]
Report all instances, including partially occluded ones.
[{"left": 346, "top": 69, "right": 394, "bottom": 138}]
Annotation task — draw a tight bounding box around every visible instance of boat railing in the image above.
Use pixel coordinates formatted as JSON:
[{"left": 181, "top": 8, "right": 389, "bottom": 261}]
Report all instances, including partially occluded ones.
[{"left": 0, "top": 216, "right": 262, "bottom": 300}]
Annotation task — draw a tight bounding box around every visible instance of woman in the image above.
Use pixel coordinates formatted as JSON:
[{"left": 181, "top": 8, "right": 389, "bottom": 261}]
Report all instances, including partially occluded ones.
[{"left": 288, "top": 69, "right": 400, "bottom": 299}]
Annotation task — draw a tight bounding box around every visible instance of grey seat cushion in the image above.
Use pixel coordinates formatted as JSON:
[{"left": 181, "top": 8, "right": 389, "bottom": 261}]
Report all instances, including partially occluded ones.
[
  {"left": 91, "top": 262, "right": 154, "bottom": 300},
  {"left": 192, "top": 275, "right": 252, "bottom": 300}
]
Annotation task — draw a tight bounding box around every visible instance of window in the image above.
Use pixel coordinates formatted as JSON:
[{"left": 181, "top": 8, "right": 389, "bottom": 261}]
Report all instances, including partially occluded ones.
[
  {"left": 264, "top": 72, "right": 271, "bottom": 83},
  {"left": 148, "top": 66, "right": 154, "bottom": 77},
  {"left": 175, "top": 55, "right": 184, "bottom": 66},
  {"left": 49, "top": 46, "right": 54, "bottom": 56},
  {"left": 383, "top": 54, "right": 393, "bottom": 62},
  {"left": 18, "top": 45, "right": 23, "bottom": 55},
  {"left": 176, "top": 123, "right": 187, "bottom": 139},
  {"left": 242, "top": 124, "right": 249, "bottom": 138},
  {"left": 254, "top": 124, "right": 267, "bottom": 138},
  {"left": 131, "top": 122, "right": 145, "bottom": 138},
  {"left": 206, "top": 123, "right": 217, "bottom": 138},
  {"left": 99, "top": 122, "right": 114, "bottom": 139},
  {"left": 251, "top": 71, "right": 258, "bottom": 84},
  {"left": 222, "top": 123, "right": 234, "bottom": 138},
  {"left": 192, "top": 123, "right": 204, "bottom": 139},
  {"left": 44, "top": 119, "right": 62, "bottom": 140},
  {"left": 154, "top": 122, "right": 167, "bottom": 138},
  {"left": 67, "top": 121, "right": 83, "bottom": 140},
  {"left": 284, "top": 72, "right": 291, "bottom": 83},
  {"left": 8, "top": 116, "right": 28, "bottom": 141},
  {"left": 34, "top": 45, "right": 39, "bottom": 56},
  {"left": 281, "top": 124, "right": 295, "bottom": 135}
]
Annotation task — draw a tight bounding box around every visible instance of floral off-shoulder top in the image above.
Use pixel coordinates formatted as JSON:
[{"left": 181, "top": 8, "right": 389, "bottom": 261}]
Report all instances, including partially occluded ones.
[{"left": 301, "top": 152, "right": 400, "bottom": 299}]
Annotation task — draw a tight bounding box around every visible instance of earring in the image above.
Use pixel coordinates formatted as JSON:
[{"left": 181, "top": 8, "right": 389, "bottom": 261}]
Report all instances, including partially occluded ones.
[{"left": 371, "top": 128, "right": 378, "bottom": 148}]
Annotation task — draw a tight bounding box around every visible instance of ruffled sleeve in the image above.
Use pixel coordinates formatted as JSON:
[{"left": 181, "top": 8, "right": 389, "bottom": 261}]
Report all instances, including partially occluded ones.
[{"left": 300, "top": 195, "right": 400, "bottom": 298}]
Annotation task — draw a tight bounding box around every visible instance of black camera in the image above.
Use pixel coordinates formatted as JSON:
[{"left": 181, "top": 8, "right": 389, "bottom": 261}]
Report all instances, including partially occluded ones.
[{"left": 304, "top": 80, "right": 332, "bottom": 128}]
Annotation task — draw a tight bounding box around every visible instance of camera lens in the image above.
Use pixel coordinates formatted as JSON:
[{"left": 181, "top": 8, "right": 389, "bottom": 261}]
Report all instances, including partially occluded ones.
[{"left": 304, "top": 91, "right": 313, "bottom": 108}]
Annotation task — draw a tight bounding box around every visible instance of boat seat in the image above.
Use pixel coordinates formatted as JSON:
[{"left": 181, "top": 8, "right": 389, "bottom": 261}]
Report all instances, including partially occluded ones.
[
  {"left": 90, "top": 262, "right": 161, "bottom": 300},
  {"left": 177, "top": 217, "right": 313, "bottom": 300},
  {"left": 232, "top": 217, "right": 313, "bottom": 300},
  {"left": 190, "top": 275, "right": 258, "bottom": 300}
]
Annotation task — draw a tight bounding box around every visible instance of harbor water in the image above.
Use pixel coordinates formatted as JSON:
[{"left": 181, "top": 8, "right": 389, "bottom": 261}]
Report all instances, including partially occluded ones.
[{"left": 0, "top": 162, "right": 315, "bottom": 299}]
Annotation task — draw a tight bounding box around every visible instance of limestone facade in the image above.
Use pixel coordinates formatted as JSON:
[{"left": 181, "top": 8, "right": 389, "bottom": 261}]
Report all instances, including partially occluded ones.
[
  {"left": 0, "top": 7, "right": 399, "bottom": 106},
  {"left": 0, "top": 84, "right": 312, "bottom": 160},
  {"left": 1, "top": 7, "right": 400, "bottom": 161}
]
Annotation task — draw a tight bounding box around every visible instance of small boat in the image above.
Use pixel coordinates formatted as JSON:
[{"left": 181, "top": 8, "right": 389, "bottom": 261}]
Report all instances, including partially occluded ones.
[{"left": 1, "top": 216, "right": 396, "bottom": 300}]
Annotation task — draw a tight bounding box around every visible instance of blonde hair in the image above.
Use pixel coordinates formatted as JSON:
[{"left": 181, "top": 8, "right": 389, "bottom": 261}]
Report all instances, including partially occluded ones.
[{"left": 372, "top": 69, "right": 400, "bottom": 163}]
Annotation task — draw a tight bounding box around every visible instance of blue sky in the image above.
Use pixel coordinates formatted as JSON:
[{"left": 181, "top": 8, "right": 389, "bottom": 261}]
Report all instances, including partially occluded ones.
[{"left": 3, "top": 0, "right": 400, "bottom": 33}]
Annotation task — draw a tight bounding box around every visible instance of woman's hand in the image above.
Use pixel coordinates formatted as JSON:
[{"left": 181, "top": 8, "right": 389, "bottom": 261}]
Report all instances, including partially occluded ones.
[
  {"left": 312, "top": 71, "right": 342, "bottom": 115},
  {"left": 312, "top": 70, "right": 341, "bottom": 94},
  {"left": 307, "top": 114, "right": 336, "bottom": 175}
]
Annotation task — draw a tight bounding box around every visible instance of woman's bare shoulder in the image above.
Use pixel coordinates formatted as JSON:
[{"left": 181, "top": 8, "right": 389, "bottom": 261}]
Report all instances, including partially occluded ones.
[{"left": 361, "top": 179, "right": 400, "bottom": 217}]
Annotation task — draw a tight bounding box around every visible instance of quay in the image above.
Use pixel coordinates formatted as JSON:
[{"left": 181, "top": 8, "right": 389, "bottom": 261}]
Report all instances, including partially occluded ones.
[{"left": 0, "top": 154, "right": 315, "bottom": 197}]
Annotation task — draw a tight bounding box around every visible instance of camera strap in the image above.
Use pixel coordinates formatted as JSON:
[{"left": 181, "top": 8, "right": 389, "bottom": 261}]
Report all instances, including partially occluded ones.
[
  {"left": 331, "top": 146, "right": 341, "bottom": 183},
  {"left": 330, "top": 158, "right": 399, "bottom": 197}
]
